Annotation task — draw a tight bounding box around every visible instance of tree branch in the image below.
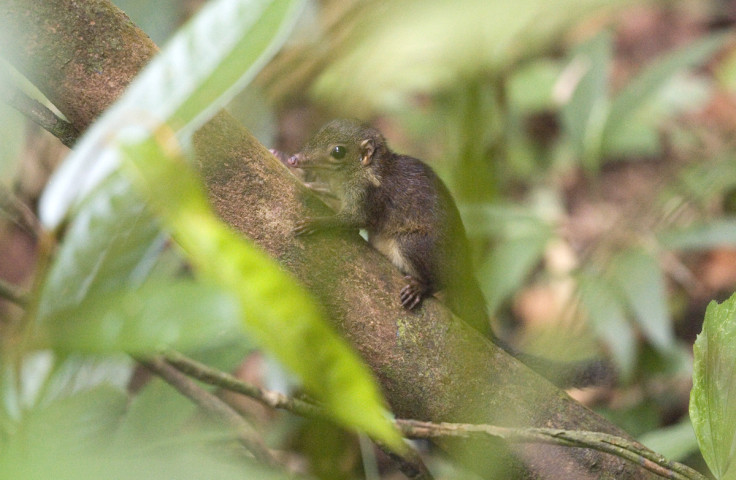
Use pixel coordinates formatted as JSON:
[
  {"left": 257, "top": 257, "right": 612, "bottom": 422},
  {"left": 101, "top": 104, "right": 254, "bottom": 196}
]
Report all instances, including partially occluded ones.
[
  {"left": 2, "top": 85, "right": 80, "bottom": 148},
  {"left": 166, "top": 350, "right": 705, "bottom": 480},
  {"left": 396, "top": 420, "right": 706, "bottom": 480},
  {"left": 138, "top": 356, "right": 279, "bottom": 467},
  {"left": 165, "top": 350, "right": 325, "bottom": 418},
  {"left": 164, "top": 350, "right": 433, "bottom": 480}
]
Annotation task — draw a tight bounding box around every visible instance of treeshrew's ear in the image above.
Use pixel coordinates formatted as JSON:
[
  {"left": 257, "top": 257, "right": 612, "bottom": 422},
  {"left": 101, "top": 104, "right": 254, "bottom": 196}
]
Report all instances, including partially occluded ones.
[{"left": 360, "top": 138, "right": 375, "bottom": 166}]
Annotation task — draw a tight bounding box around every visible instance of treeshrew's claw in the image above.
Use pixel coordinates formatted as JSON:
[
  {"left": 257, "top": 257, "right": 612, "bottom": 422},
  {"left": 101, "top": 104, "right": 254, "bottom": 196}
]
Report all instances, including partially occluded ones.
[
  {"left": 294, "top": 219, "right": 316, "bottom": 236},
  {"left": 400, "top": 276, "right": 424, "bottom": 310}
]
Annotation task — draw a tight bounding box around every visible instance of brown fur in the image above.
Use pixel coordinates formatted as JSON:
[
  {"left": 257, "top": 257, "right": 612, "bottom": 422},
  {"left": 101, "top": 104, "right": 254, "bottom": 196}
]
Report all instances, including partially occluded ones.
[{"left": 290, "top": 119, "right": 489, "bottom": 335}]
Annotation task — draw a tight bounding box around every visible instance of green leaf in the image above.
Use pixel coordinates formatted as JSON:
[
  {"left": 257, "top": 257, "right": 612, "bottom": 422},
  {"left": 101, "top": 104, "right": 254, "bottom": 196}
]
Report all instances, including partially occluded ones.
[
  {"left": 577, "top": 272, "right": 637, "bottom": 379},
  {"left": 311, "top": 0, "right": 626, "bottom": 113},
  {"left": 162, "top": 0, "right": 305, "bottom": 136},
  {"left": 22, "top": 386, "right": 127, "bottom": 449},
  {"left": 508, "top": 59, "right": 562, "bottom": 113},
  {"left": 45, "top": 279, "right": 240, "bottom": 354},
  {"left": 674, "top": 156, "right": 736, "bottom": 209},
  {"left": 0, "top": 383, "right": 289, "bottom": 480},
  {"left": 0, "top": 385, "right": 128, "bottom": 479},
  {"left": 638, "top": 418, "right": 700, "bottom": 462},
  {"left": 479, "top": 234, "right": 549, "bottom": 315},
  {"left": 601, "top": 115, "right": 661, "bottom": 158},
  {"left": 120, "top": 137, "right": 405, "bottom": 452},
  {"left": 462, "top": 203, "right": 552, "bottom": 313},
  {"left": 35, "top": 354, "right": 133, "bottom": 408},
  {"left": 40, "top": 0, "right": 306, "bottom": 228},
  {"left": 460, "top": 203, "right": 551, "bottom": 238},
  {"left": 37, "top": 178, "right": 237, "bottom": 357},
  {"left": 560, "top": 31, "right": 612, "bottom": 169},
  {"left": 660, "top": 219, "right": 736, "bottom": 250},
  {"left": 609, "top": 249, "right": 674, "bottom": 352},
  {"left": 690, "top": 294, "right": 736, "bottom": 479},
  {"left": 462, "top": 203, "right": 552, "bottom": 314},
  {"left": 37, "top": 174, "right": 164, "bottom": 321},
  {"left": 0, "top": 351, "right": 55, "bottom": 422},
  {"left": 603, "top": 74, "right": 711, "bottom": 158},
  {"left": 113, "top": 378, "right": 199, "bottom": 446},
  {"left": 604, "top": 32, "right": 728, "bottom": 148},
  {"left": 0, "top": 353, "right": 133, "bottom": 424}
]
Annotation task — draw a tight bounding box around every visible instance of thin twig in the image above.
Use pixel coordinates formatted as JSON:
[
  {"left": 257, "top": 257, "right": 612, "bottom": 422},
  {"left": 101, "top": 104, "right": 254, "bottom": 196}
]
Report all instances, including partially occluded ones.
[
  {"left": 0, "top": 277, "right": 27, "bottom": 306},
  {"left": 164, "top": 350, "right": 433, "bottom": 480},
  {"left": 165, "top": 350, "right": 325, "bottom": 418},
  {"left": 373, "top": 442, "right": 433, "bottom": 480},
  {"left": 165, "top": 351, "right": 706, "bottom": 480},
  {"left": 0, "top": 185, "right": 43, "bottom": 240},
  {"left": 138, "top": 356, "right": 279, "bottom": 467},
  {"left": 396, "top": 420, "right": 707, "bottom": 480},
  {"left": 2, "top": 86, "right": 80, "bottom": 148},
  {"left": 0, "top": 187, "right": 42, "bottom": 308}
]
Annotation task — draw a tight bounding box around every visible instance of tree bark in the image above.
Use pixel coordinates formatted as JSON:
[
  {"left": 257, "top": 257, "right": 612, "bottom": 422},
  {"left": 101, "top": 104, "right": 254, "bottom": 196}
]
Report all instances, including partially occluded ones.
[{"left": 0, "top": 1, "right": 662, "bottom": 478}]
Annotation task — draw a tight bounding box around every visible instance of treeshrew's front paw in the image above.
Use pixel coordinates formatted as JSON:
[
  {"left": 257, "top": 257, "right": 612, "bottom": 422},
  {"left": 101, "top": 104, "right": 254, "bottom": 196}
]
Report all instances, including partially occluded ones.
[
  {"left": 294, "top": 218, "right": 318, "bottom": 236},
  {"left": 400, "top": 275, "right": 425, "bottom": 310}
]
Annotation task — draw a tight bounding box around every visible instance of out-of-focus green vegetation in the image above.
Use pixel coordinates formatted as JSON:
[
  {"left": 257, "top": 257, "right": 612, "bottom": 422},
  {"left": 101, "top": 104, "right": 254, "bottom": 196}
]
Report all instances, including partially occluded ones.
[
  {"left": 690, "top": 294, "right": 736, "bottom": 480},
  {"left": 2, "top": 0, "right": 736, "bottom": 478}
]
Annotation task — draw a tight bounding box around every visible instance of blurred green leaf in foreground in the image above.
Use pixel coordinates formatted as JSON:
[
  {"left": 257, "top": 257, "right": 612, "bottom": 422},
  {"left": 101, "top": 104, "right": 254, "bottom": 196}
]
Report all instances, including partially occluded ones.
[{"left": 690, "top": 293, "right": 736, "bottom": 480}]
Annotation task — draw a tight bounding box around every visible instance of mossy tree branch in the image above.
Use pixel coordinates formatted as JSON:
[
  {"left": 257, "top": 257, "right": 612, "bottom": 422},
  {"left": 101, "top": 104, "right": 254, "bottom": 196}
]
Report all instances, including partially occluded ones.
[{"left": 0, "top": 1, "right": 670, "bottom": 478}]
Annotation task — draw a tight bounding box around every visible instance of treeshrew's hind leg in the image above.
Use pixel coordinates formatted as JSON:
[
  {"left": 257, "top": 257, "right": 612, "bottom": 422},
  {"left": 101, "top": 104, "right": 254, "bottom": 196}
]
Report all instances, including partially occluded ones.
[{"left": 400, "top": 275, "right": 429, "bottom": 310}]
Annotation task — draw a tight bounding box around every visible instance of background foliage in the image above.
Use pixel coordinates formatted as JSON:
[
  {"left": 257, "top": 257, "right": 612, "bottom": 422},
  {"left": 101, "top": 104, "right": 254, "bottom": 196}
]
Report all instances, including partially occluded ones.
[{"left": 2, "top": 0, "right": 736, "bottom": 478}]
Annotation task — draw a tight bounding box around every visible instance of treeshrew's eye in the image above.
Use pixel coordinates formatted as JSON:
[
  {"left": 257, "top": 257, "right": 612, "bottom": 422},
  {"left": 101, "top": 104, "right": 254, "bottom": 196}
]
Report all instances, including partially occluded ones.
[{"left": 330, "top": 145, "right": 346, "bottom": 159}]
